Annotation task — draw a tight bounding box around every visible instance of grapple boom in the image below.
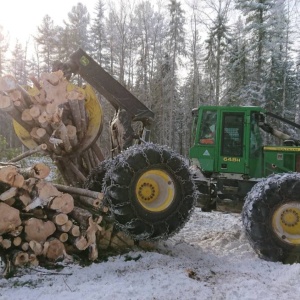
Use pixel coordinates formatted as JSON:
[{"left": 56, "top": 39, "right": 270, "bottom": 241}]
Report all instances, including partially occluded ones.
[{"left": 67, "top": 48, "right": 154, "bottom": 124}]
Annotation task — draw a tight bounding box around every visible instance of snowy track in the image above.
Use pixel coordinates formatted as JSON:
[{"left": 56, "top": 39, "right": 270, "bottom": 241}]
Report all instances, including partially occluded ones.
[{"left": 1, "top": 208, "right": 300, "bottom": 300}]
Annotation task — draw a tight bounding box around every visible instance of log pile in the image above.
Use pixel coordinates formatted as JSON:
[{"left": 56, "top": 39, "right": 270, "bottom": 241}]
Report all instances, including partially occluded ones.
[
  {"left": 0, "top": 72, "right": 104, "bottom": 186},
  {"left": 0, "top": 162, "right": 135, "bottom": 276},
  {"left": 0, "top": 71, "right": 153, "bottom": 277}
]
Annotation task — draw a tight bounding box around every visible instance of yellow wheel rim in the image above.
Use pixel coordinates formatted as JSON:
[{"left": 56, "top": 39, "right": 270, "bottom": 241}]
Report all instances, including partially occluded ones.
[
  {"left": 135, "top": 169, "right": 175, "bottom": 212},
  {"left": 272, "top": 202, "right": 300, "bottom": 245}
]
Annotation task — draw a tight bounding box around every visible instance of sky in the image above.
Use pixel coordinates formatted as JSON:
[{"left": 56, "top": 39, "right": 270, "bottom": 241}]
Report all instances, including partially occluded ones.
[{"left": 0, "top": 0, "right": 98, "bottom": 46}]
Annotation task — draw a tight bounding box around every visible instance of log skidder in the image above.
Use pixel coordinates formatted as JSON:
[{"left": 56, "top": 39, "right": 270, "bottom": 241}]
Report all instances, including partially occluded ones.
[
  {"left": 242, "top": 173, "right": 300, "bottom": 263},
  {"left": 85, "top": 143, "right": 197, "bottom": 241}
]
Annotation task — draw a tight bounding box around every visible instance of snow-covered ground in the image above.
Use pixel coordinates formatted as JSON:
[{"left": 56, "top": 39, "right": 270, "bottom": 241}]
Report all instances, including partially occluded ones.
[{"left": 1, "top": 208, "right": 300, "bottom": 300}]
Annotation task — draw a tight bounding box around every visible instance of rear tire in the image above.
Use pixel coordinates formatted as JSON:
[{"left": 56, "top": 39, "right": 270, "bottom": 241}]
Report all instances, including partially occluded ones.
[
  {"left": 242, "top": 173, "right": 300, "bottom": 263},
  {"left": 103, "top": 143, "right": 196, "bottom": 241}
]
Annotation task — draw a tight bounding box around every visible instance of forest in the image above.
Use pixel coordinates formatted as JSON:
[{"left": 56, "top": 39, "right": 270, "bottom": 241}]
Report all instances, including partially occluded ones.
[{"left": 0, "top": 0, "right": 300, "bottom": 157}]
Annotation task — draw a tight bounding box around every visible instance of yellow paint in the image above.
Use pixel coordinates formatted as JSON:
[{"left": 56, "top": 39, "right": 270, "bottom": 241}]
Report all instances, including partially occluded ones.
[
  {"left": 272, "top": 203, "right": 300, "bottom": 245},
  {"left": 264, "top": 146, "right": 300, "bottom": 152},
  {"left": 223, "top": 157, "right": 241, "bottom": 162},
  {"left": 135, "top": 169, "right": 175, "bottom": 212}
]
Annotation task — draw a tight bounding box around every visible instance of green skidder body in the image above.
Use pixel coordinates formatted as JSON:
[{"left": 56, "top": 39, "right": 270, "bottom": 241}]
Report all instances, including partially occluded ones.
[{"left": 189, "top": 105, "right": 300, "bottom": 263}]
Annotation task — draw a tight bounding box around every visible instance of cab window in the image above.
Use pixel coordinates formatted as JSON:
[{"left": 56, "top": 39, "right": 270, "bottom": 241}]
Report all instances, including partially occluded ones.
[
  {"left": 221, "top": 113, "right": 244, "bottom": 157},
  {"left": 199, "top": 110, "right": 217, "bottom": 145}
]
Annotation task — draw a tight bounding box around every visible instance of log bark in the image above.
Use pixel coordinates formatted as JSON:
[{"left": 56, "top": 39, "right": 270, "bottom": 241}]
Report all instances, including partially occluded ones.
[
  {"left": 69, "top": 206, "right": 92, "bottom": 231},
  {"left": 88, "top": 148, "right": 97, "bottom": 169},
  {"left": 82, "top": 152, "right": 92, "bottom": 173},
  {"left": 66, "top": 159, "right": 86, "bottom": 182},
  {"left": 78, "top": 99, "right": 87, "bottom": 135},
  {"left": 8, "top": 144, "right": 47, "bottom": 163},
  {"left": 29, "top": 74, "right": 42, "bottom": 90},
  {"left": 98, "top": 224, "right": 114, "bottom": 250},
  {"left": 78, "top": 196, "right": 101, "bottom": 209},
  {"left": 110, "top": 231, "right": 134, "bottom": 249},
  {"left": 68, "top": 98, "right": 82, "bottom": 139},
  {"left": 0, "top": 187, "right": 17, "bottom": 201},
  {"left": 53, "top": 183, "right": 103, "bottom": 200},
  {"left": 57, "top": 123, "right": 72, "bottom": 153},
  {"left": 89, "top": 244, "right": 98, "bottom": 261},
  {"left": 66, "top": 124, "right": 78, "bottom": 147}
]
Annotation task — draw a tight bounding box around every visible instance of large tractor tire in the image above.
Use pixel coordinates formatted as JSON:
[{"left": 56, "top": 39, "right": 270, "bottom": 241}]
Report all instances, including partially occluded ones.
[
  {"left": 84, "top": 159, "right": 112, "bottom": 192},
  {"left": 102, "top": 143, "right": 196, "bottom": 241},
  {"left": 242, "top": 173, "right": 300, "bottom": 263}
]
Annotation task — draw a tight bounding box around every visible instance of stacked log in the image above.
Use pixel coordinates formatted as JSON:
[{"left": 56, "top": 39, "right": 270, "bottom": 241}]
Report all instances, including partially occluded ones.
[
  {"left": 0, "top": 162, "right": 134, "bottom": 275},
  {"left": 0, "top": 71, "right": 151, "bottom": 277},
  {"left": 0, "top": 72, "right": 104, "bottom": 186}
]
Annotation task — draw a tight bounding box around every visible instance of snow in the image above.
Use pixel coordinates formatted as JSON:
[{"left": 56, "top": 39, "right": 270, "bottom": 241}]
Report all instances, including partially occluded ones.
[{"left": 1, "top": 208, "right": 300, "bottom": 300}]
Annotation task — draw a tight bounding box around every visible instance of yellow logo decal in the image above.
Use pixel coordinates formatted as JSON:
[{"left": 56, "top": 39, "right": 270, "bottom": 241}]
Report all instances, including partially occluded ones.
[
  {"left": 223, "top": 157, "right": 241, "bottom": 162},
  {"left": 80, "top": 56, "right": 89, "bottom": 66}
]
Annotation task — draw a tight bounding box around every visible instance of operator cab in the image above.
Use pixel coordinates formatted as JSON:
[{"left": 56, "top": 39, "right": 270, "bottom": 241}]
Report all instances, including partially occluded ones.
[{"left": 190, "top": 106, "right": 264, "bottom": 178}]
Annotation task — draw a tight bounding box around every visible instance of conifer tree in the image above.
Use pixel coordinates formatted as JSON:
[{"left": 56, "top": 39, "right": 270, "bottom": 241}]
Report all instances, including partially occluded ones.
[{"left": 34, "top": 15, "right": 59, "bottom": 73}]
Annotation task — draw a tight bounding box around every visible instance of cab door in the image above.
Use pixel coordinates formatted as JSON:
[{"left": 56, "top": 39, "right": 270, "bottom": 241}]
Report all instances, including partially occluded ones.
[
  {"left": 190, "top": 109, "right": 218, "bottom": 173},
  {"left": 217, "top": 112, "right": 246, "bottom": 173}
]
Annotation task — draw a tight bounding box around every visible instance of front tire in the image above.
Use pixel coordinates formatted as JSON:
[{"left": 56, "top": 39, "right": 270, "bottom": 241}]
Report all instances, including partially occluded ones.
[
  {"left": 84, "top": 159, "right": 112, "bottom": 192},
  {"left": 242, "top": 173, "right": 300, "bottom": 263},
  {"left": 103, "top": 143, "right": 196, "bottom": 241}
]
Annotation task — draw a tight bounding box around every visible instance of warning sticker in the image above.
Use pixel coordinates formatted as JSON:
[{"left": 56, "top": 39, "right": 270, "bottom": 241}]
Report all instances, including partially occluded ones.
[{"left": 203, "top": 150, "right": 210, "bottom": 156}]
